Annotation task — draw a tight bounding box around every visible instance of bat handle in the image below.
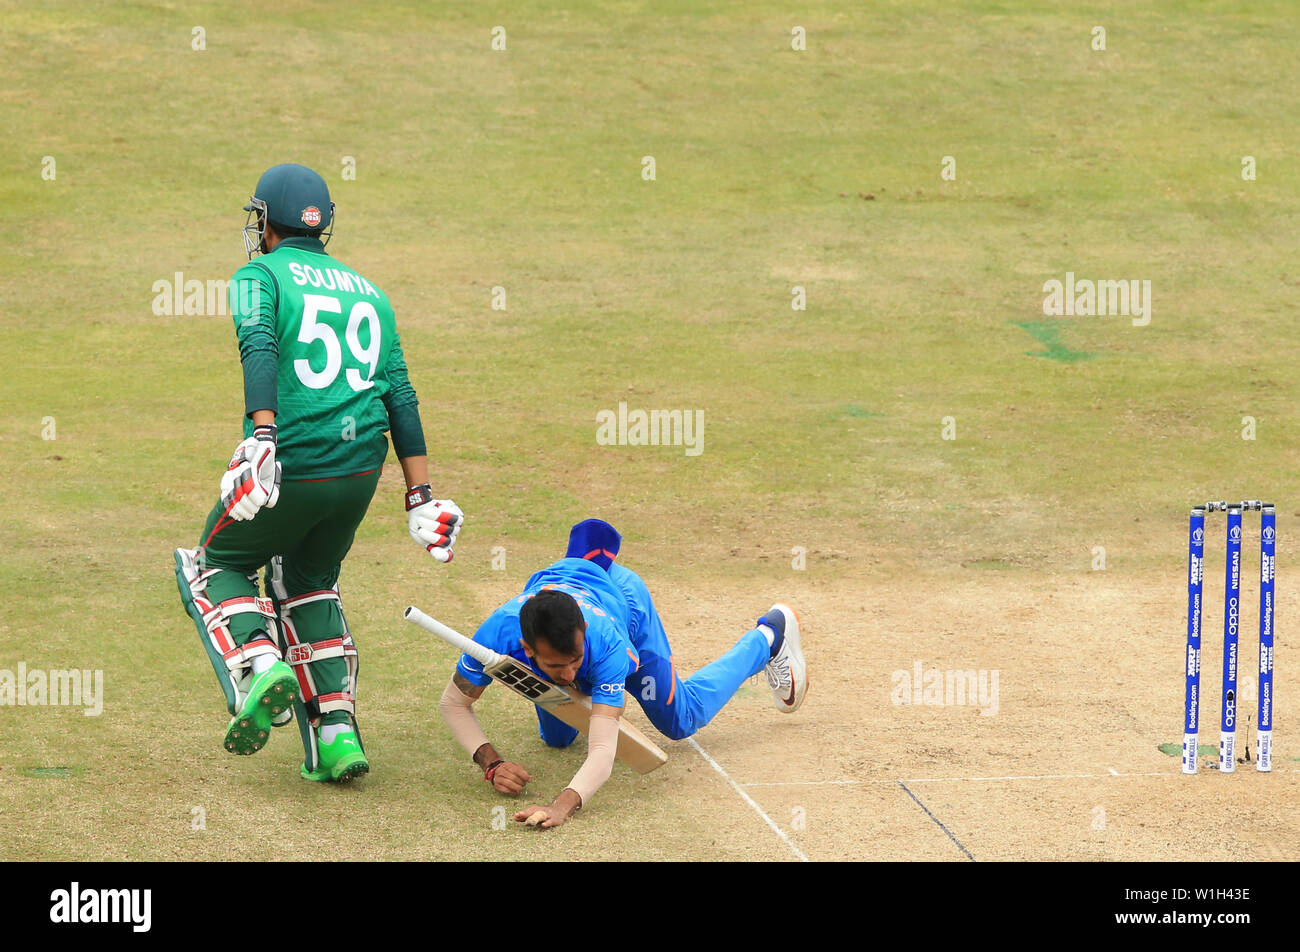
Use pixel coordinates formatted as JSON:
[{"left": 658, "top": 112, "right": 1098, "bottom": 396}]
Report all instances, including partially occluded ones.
[{"left": 404, "top": 606, "right": 501, "bottom": 666}]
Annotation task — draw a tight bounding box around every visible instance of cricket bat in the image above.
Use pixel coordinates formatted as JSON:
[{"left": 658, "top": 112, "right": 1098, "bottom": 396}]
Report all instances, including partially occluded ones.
[{"left": 405, "top": 605, "right": 668, "bottom": 774}]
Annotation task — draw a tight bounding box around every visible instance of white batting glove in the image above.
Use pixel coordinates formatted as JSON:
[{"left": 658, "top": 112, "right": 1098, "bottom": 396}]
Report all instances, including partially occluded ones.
[
  {"left": 219, "top": 424, "right": 282, "bottom": 521},
  {"left": 406, "top": 484, "right": 463, "bottom": 563}
]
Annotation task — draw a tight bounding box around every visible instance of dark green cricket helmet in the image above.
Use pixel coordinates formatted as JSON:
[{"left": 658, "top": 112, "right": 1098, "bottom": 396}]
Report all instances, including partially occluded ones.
[{"left": 242, "top": 163, "right": 335, "bottom": 258}]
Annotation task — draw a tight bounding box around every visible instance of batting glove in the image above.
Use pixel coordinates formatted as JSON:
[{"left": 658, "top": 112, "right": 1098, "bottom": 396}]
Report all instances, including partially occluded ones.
[
  {"left": 219, "top": 424, "right": 282, "bottom": 521},
  {"left": 406, "top": 484, "right": 463, "bottom": 563}
]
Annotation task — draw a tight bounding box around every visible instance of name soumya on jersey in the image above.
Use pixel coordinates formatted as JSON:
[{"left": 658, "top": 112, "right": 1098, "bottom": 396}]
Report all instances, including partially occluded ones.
[{"left": 228, "top": 239, "right": 418, "bottom": 480}]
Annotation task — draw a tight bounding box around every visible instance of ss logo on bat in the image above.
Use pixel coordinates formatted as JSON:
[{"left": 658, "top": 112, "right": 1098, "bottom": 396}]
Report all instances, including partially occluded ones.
[{"left": 499, "top": 668, "right": 548, "bottom": 699}]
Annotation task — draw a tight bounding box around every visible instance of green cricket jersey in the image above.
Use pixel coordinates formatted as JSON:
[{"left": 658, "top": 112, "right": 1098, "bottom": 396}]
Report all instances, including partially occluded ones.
[{"left": 228, "top": 237, "right": 425, "bottom": 479}]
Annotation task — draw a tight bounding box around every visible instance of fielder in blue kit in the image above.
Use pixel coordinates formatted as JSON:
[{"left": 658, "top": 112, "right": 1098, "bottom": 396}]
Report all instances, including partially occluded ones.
[{"left": 438, "top": 518, "right": 808, "bottom": 828}]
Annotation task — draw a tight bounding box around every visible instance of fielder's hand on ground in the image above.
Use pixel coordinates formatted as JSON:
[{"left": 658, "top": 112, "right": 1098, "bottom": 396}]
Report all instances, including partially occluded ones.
[
  {"left": 485, "top": 760, "right": 530, "bottom": 795},
  {"left": 513, "top": 803, "right": 571, "bottom": 829},
  {"left": 406, "top": 485, "right": 463, "bottom": 562},
  {"left": 219, "top": 424, "right": 281, "bottom": 521}
]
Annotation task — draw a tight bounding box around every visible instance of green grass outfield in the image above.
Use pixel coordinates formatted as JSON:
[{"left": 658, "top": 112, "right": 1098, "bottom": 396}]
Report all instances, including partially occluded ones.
[{"left": 1, "top": 2, "right": 1298, "bottom": 860}]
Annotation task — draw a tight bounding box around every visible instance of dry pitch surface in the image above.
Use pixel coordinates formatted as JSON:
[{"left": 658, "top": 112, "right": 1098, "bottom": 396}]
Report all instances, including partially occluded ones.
[{"left": 3, "top": 527, "right": 1296, "bottom": 861}]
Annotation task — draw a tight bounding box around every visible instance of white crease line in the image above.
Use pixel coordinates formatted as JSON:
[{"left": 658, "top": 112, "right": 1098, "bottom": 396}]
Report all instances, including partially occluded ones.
[
  {"left": 740, "top": 779, "right": 866, "bottom": 786},
  {"left": 741, "top": 771, "right": 1173, "bottom": 786},
  {"left": 687, "top": 738, "right": 809, "bottom": 862}
]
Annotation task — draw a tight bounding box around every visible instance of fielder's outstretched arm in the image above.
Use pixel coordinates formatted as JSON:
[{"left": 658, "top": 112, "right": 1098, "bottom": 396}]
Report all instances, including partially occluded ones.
[
  {"left": 514, "top": 704, "right": 620, "bottom": 829},
  {"left": 439, "top": 673, "right": 531, "bottom": 794}
]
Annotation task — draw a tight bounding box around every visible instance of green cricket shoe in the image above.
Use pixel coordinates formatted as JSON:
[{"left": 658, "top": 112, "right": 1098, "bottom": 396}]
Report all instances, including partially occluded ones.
[
  {"left": 223, "top": 661, "right": 298, "bottom": 756},
  {"left": 300, "top": 727, "right": 369, "bottom": 783}
]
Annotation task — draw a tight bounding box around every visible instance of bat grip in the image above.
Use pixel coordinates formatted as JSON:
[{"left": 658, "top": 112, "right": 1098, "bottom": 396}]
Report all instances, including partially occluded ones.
[{"left": 404, "top": 606, "right": 501, "bottom": 666}]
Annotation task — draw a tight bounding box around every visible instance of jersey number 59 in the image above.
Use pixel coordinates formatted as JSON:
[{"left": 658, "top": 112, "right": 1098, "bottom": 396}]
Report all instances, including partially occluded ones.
[{"left": 295, "top": 293, "right": 380, "bottom": 391}]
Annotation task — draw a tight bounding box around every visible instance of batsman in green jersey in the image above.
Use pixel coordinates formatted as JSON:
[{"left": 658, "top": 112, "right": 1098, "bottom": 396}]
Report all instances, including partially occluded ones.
[{"left": 174, "top": 164, "right": 463, "bottom": 782}]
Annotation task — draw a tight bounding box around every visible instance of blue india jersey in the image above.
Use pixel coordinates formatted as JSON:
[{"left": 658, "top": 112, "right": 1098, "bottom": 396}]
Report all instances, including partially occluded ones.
[{"left": 458, "top": 559, "right": 641, "bottom": 708}]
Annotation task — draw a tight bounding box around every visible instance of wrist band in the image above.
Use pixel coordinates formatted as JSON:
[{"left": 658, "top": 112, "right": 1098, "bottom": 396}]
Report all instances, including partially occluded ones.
[
  {"left": 484, "top": 759, "right": 505, "bottom": 783},
  {"left": 406, "top": 483, "right": 433, "bottom": 511}
]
